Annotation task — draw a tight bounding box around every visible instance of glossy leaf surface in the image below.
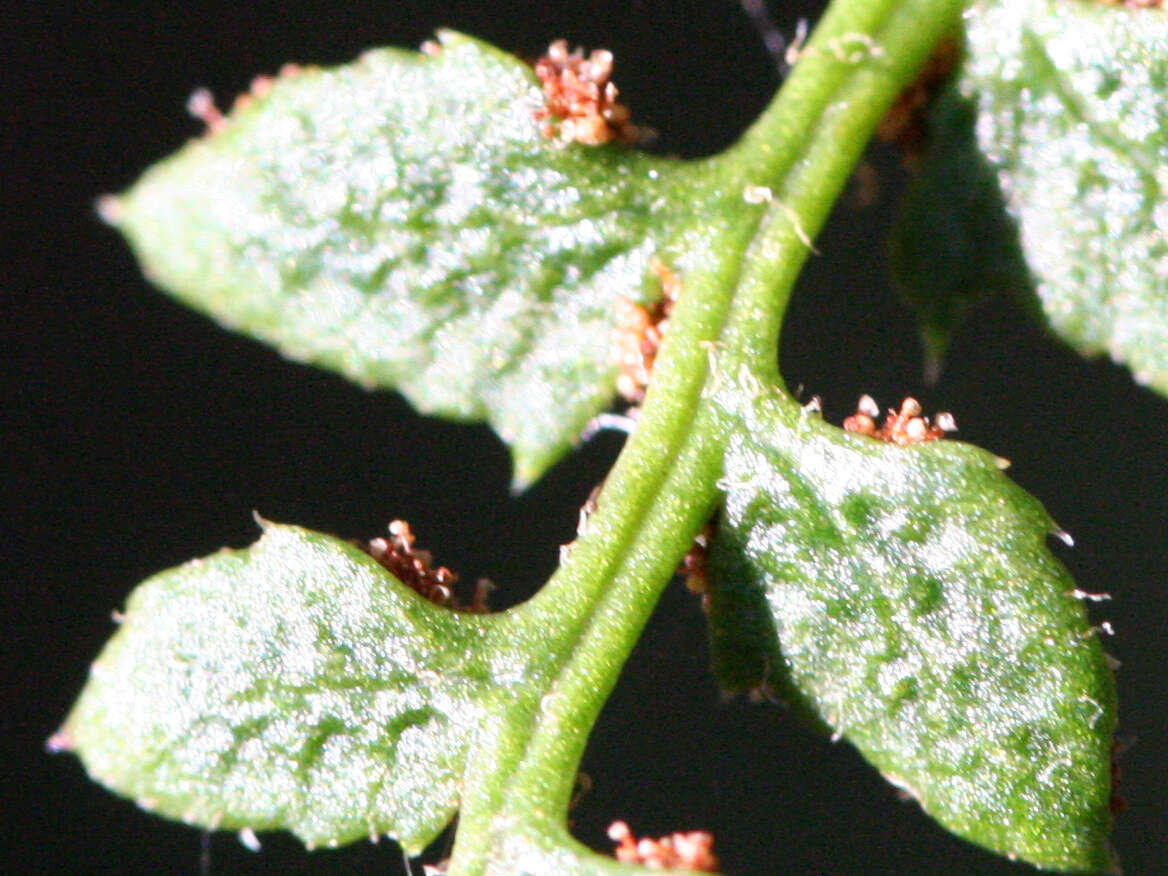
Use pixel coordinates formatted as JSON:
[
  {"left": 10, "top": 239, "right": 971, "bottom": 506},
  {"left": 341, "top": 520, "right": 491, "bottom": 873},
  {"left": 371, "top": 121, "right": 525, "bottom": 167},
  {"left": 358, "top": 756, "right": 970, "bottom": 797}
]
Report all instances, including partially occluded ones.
[
  {"left": 107, "top": 32, "right": 701, "bottom": 486},
  {"left": 707, "top": 383, "right": 1117, "bottom": 873},
  {"left": 894, "top": 0, "right": 1168, "bottom": 391}
]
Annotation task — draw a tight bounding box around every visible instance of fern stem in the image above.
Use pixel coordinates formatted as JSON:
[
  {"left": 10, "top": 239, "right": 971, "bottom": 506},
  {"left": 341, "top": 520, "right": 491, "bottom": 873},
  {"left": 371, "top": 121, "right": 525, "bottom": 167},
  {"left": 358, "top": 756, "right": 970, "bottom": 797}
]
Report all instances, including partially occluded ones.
[{"left": 448, "top": 0, "right": 963, "bottom": 870}]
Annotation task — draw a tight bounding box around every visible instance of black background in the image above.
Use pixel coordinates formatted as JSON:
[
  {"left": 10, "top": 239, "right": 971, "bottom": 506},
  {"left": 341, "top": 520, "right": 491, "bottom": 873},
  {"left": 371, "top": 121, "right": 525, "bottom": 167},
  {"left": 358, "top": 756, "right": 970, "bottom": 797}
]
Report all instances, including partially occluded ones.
[{"left": 5, "top": 1, "right": 1165, "bottom": 873}]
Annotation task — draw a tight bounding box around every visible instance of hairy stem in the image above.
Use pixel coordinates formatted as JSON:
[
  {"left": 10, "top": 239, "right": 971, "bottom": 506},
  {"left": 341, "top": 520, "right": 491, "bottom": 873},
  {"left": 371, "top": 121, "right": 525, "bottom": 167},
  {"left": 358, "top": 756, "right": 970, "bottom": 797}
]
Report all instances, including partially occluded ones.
[{"left": 448, "top": 0, "right": 963, "bottom": 870}]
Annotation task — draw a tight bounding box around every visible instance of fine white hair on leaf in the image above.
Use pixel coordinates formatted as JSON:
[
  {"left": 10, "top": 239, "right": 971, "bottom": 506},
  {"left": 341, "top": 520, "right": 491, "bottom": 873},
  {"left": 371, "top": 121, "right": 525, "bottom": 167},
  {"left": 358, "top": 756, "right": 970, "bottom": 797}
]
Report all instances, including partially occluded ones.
[{"left": 238, "top": 827, "right": 261, "bottom": 852}]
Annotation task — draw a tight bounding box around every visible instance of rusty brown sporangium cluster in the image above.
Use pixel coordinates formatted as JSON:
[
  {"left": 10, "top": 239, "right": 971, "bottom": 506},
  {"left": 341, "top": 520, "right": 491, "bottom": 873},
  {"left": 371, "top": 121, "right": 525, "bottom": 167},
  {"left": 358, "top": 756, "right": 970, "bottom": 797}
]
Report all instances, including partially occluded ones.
[
  {"left": 679, "top": 520, "right": 716, "bottom": 610},
  {"left": 608, "top": 821, "right": 720, "bottom": 872},
  {"left": 533, "top": 39, "right": 642, "bottom": 145},
  {"left": 365, "top": 520, "right": 491, "bottom": 613},
  {"left": 612, "top": 257, "right": 681, "bottom": 403},
  {"left": 842, "top": 395, "right": 956, "bottom": 445}
]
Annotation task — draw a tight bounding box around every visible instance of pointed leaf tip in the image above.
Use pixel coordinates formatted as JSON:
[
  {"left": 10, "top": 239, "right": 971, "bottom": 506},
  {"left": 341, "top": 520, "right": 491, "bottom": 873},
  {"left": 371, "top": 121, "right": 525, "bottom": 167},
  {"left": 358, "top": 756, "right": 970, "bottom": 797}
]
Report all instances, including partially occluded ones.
[
  {"left": 95, "top": 194, "right": 123, "bottom": 226},
  {"left": 46, "top": 728, "right": 74, "bottom": 754}
]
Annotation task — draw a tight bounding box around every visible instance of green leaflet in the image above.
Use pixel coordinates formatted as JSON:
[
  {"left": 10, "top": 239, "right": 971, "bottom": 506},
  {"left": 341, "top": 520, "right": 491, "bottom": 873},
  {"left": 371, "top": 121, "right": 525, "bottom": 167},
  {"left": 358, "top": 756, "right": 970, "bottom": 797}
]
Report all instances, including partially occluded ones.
[
  {"left": 707, "top": 383, "right": 1117, "bottom": 873},
  {"left": 61, "top": 522, "right": 501, "bottom": 853},
  {"left": 59, "top": 521, "right": 717, "bottom": 874},
  {"left": 893, "top": 0, "right": 1168, "bottom": 391},
  {"left": 106, "top": 31, "right": 704, "bottom": 487}
]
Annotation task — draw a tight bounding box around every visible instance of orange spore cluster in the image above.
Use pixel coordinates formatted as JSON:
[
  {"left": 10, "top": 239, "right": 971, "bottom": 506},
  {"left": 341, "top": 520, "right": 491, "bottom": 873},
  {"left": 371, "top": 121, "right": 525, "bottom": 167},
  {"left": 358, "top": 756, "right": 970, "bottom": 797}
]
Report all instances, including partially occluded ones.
[
  {"left": 613, "top": 258, "right": 680, "bottom": 402},
  {"left": 366, "top": 520, "right": 490, "bottom": 613},
  {"left": 680, "top": 521, "right": 715, "bottom": 607},
  {"left": 608, "top": 821, "right": 720, "bottom": 872},
  {"left": 843, "top": 396, "right": 956, "bottom": 445},
  {"left": 534, "top": 40, "right": 639, "bottom": 145}
]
